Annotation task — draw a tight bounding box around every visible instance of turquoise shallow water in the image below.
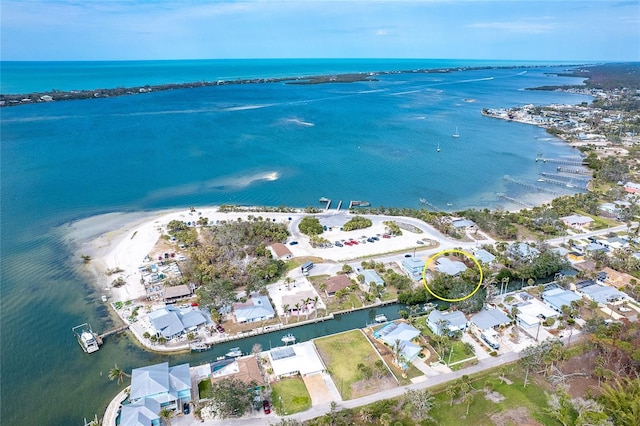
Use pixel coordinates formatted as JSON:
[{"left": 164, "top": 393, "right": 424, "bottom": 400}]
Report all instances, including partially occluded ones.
[{"left": 0, "top": 59, "right": 592, "bottom": 425}]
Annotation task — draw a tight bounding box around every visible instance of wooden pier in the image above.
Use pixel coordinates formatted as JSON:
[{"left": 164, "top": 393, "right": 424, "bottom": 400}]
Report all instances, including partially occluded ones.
[
  {"left": 557, "top": 167, "right": 591, "bottom": 175},
  {"left": 503, "top": 175, "right": 559, "bottom": 195},
  {"left": 96, "top": 324, "right": 130, "bottom": 345},
  {"left": 535, "top": 157, "right": 585, "bottom": 166},
  {"left": 496, "top": 193, "right": 532, "bottom": 208},
  {"left": 540, "top": 172, "right": 590, "bottom": 184}
]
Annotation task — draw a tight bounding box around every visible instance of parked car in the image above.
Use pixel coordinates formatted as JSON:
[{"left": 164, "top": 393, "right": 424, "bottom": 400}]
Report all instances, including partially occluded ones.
[
  {"left": 216, "top": 324, "right": 225, "bottom": 333},
  {"left": 289, "top": 241, "right": 298, "bottom": 245},
  {"left": 619, "top": 306, "right": 632, "bottom": 312},
  {"left": 334, "top": 241, "right": 343, "bottom": 247},
  {"left": 263, "top": 400, "right": 271, "bottom": 414},
  {"left": 183, "top": 403, "right": 190, "bottom": 415},
  {"left": 367, "top": 238, "right": 375, "bottom": 243},
  {"left": 416, "top": 240, "right": 425, "bottom": 244},
  {"left": 382, "top": 234, "right": 391, "bottom": 239},
  {"left": 371, "top": 236, "right": 380, "bottom": 241},
  {"left": 404, "top": 254, "right": 412, "bottom": 258}
]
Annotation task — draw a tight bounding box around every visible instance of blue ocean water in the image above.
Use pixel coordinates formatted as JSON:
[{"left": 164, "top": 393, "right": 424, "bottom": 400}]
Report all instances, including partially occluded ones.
[{"left": 0, "top": 59, "right": 592, "bottom": 425}]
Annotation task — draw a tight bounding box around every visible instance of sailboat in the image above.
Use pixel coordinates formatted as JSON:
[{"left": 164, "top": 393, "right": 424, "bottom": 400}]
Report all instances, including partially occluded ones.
[
  {"left": 437, "top": 142, "right": 441, "bottom": 152},
  {"left": 452, "top": 127, "right": 459, "bottom": 138}
]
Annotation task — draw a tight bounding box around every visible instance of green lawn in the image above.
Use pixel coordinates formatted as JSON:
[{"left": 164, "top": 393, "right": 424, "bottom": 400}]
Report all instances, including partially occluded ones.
[
  {"left": 314, "top": 330, "right": 381, "bottom": 400},
  {"left": 429, "top": 366, "right": 561, "bottom": 425},
  {"left": 198, "top": 379, "right": 213, "bottom": 400},
  {"left": 270, "top": 377, "right": 311, "bottom": 415}
]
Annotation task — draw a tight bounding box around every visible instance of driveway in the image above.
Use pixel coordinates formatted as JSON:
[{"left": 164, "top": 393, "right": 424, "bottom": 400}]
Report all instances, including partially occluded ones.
[{"left": 302, "top": 373, "right": 334, "bottom": 406}]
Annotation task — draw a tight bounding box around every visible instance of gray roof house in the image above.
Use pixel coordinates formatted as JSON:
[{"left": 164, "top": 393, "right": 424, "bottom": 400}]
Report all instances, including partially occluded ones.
[
  {"left": 233, "top": 295, "right": 275, "bottom": 323},
  {"left": 541, "top": 288, "right": 582, "bottom": 312},
  {"left": 374, "top": 322, "right": 422, "bottom": 362},
  {"left": 129, "top": 362, "right": 191, "bottom": 413},
  {"left": 473, "top": 248, "right": 496, "bottom": 265},
  {"left": 427, "top": 310, "right": 468, "bottom": 335},
  {"left": 119, "top": 398, "right": 160, "bottom": 426},
  {"left": 471, "top": 308, "right": 511, "bottom": 331},
  {"left": 508, "top": 242, "right": 540, "bottom": 263},
  {"left": 579, "top": 283, "right": 628, "bottom": 305},
  {"left": 435, "top": 257, "right": 467, "bottom": 276},
  {"left": 148, "top": 306, "right": 210, "bottom": 338},
  {"left": 451, "top": 219, "right": 476, "bottom": 229}
]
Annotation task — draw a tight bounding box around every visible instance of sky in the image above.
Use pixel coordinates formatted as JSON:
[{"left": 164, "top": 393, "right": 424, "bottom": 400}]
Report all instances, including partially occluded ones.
[{"left": 1, "top": 0, "right": 639, "bottom": 61}]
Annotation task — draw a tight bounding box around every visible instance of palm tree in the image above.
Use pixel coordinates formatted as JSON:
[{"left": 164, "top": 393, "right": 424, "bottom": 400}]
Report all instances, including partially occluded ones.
[
  {"left": 294, "top": 302, "right": 300, "bottom": 319},
  {"left": 463, "top": 391, "right": 475, "bottom": 415},
  {"left": 392, "top": 339, "right": 404, "bottom": 365},
  {"left": 303, "top": 297, "right": 312, "bottom": 319},
  {"left": 358, "top": 407, "right": 373, "bottom": 424},
  {"left": 159, "top": 407, "right": 174, "bottom": 426},
  {"left": 312, "top": 295, "right": 320, "bottom": 319},
  {"left": 108, "top": 364, "right": 130, "bottom": 385},
  {"left": 282, "top": 304, "right": 289, "bottom": 324}
]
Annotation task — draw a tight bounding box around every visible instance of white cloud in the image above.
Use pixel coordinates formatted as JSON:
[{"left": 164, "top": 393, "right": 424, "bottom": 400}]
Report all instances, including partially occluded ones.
[{"left": 375, "top": 29, "right": 389, "bottom": 36}]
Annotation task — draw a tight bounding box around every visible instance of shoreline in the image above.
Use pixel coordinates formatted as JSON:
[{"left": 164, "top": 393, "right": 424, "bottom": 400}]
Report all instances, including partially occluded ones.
[{"left": 1, "top": 63, "right": 586, "bottom": 107}]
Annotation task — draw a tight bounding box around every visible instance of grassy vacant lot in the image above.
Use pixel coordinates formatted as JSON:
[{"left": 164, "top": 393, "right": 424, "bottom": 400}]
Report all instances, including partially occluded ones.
[
  {"left": 270, "top": 377, "right": 311, "bottom": 415},
  {"left": 314, "top": 330, "right": 382, "bottom": 400},
  {"left": 428, "top": 365, "right": 560, "bottom": 425}
]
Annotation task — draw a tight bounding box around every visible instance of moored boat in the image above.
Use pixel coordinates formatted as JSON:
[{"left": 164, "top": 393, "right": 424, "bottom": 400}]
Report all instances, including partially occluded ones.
[
  {"left": 281, "top": 333, "right": 296, "bottom": 344},
  {"left": 225, "top": 347, "right": 242, "bottom": 358},
  {"left": 72, "top": 323, "right": 100, "bottom": 353},
  {"left": 374, "top": 314, "right": 388, "bottom": 323},
  {"left": 190, "top": 342, "right": 211, "bottom": 352}
]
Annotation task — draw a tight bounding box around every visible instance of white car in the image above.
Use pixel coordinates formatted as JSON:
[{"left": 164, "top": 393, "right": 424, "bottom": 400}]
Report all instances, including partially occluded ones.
[{"left": 618, "top": 306, "right": 632, "bottom": 312}]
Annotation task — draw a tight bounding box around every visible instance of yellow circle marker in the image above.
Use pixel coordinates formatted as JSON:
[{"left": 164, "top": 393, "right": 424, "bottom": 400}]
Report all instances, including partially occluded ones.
[{"left": 421, "top": 249, "right": 483, "bottom": 302}]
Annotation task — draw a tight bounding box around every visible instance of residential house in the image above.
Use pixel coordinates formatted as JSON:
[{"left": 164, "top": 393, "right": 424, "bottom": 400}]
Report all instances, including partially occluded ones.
[
  {"left": 148, "top": 305, "right": 211, "bottom": 339},
  {"left": 507, "top": 242, "right": 540, "bottom": 263},
  {"left": 361, "top": 269, "right": 385, "bottom": 291},
  {"left": 470, "top": 308, "right": 512, "bottom": 331},
  {"left": 427, "top": 310, "right": 468, "bottom": 335},
  {"left": 163, "top": 284, "right": 192, "bottom": 302},
  {"left": 209, "top": 357, "right": 265, "bottom": 389},
  {"left": 451, "top": 218, "right": 476, "bottom": 230},
  {"left": 268, "top": 341, "right": 326, "bottom": 379},
  {"left": 373, "top": 322, "right": 422, "bottom": 362},
  {"left": 578, "top": 281, "right": 628, "bottom": 305},
  {"left": 119, "top": 398, "right": 160, "bottom": 426},
  {"left": 401, "top": 257, "right": 425, "bottom": 280},
  {"left": 514, "top": 298, "right": 559, "bottom": 329},
  {"left": 269, "top": 243, "right": 293, "bottom": 260},
  {"left": 561, "top": 214, "right": 594, "bottom": 229},
  {"left": 434, "top": 257, "right": 467, "bottom": 276},
  {"left": 323, "top": 274, "right": 352, "bottom": 296},
  {"left": 233, "top": 294, "right": 275, "bottom": 323},
  {"left": 281, "top": 290, "right": 316, "bottom": 315},
  {"left": 598, "top": 267, "right": 635, "bottom": 289},
  {"left": 129, "top": 362, "right": 191, "bottom": 414},
  {"left": 624, "top": 182, "right": 640, "bottom": 194},
  {"left": 541, "top": 287, "right": 582, "bottom": 313},
  {"left": 472, "top": 248, "right": 496, "bottom": 265}
]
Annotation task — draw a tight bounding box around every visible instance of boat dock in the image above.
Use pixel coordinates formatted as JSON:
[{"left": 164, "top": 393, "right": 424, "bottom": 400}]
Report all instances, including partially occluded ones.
[
  {"left": 535, "top": 157, "right": 585, "bottom": 166},
  {"left": 348, "top": 200, "right": 370, "bottom": 209},
  {"left": 73, "top": 323, "right": 130, "bottom": 352},
  {"left": 557, "top": 167, "right": 591, "bottom": 175},
  {"left": 496, "top": 193, "right": 533, "bottom": 208},
  {"left": 419, "top": 198, "right": 439, "bottom": 211},
  {"left": 97, "top": 324, "right": 130, "bottom": 342},
  {"left": 540, "top": 172, "right": 590, "bottom": 184},
  {"left": 503, "top": 175, "right": 559, "bottom": 195}
]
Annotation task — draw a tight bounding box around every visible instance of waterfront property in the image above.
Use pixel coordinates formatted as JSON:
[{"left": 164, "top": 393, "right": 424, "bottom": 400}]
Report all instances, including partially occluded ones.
[
  {"left": 514, "top": 297, "right": 559, "bottom": 329},
  {"left": 561, "top": 214, "right": 594, "bottom": 229},
  {"left": 162, "top": 284, "right": 192, "bottom": 303},
  {"left": 472, "top": 248, "right": 496, "bottom": 265},
  {"left": 119, "top": 398, "right": 160, "bottom": 426},
  {"left": 267, "top": 341, "right": 326, "bottom": 379},
  {"left": 209, "top": 356, "right": 265, "bottom": 388},
  {"left": 541, "top": 287, "right": 583, "bottom": 313},
  {"left": 373, "top": 322, "right": 422, "bottom": 362},
  {"left": 507, "top": 242, "right": 540, "bottom": 263},
  {"left": 148, "top": 305, "right": 210, "bottom": 339},
  {"left": 129, "top": 362, "right": 191, "bottom": 415},
  {"left": 598, "top": 267, "right": 635, "bottom": 289},
  {"left": 427, "top": 310, "right": 468, "bottom": 335},
  {"left": 233, "top": 294, "right": 276, "bottom": 323}
]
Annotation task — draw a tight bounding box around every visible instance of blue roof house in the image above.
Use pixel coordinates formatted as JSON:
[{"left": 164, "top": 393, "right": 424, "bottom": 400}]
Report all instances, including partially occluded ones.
[
  {"left": 233, "top": 294, "right": 275, "bottom": 323},
  {"left": 361, "top": 269, "right": 385, "bottom": 291},
  {"left": 120, "top": 398, "right": 160, "bottom": 426},
  {"left": 579, "top": 283, "right": 628, "bottom": 305},
  {"left": 471, "top": 308, "right": 511, "bottom": 331},
  {"left": 148, "top": 306, "right": 211, "bottom": 339},
  {"left": 129, "top": 362, "right": 191, "bottom": 414},
  {"left": 427, "top": 310, "right": 468, "bottom": 335},
  {"left": 375, "top": 322, "right": 422, "bottom": 362},
  {"left": 401, "top": 257, "right": 425, "bottom": 281},
  {"left": 473, "top": 248, "right": 496, "bottom": 265},
  {"left": 541, "top": 288, "right": 582, "bottom": 313}
]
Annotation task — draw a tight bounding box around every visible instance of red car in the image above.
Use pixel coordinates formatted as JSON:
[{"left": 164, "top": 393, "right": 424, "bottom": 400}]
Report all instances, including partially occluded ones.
[{"left": 263, "top": 400, "right": 271, "bottom": 414}]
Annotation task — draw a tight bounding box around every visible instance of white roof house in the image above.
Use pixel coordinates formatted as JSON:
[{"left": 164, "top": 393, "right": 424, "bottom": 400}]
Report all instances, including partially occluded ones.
[
  {"left": 473, "top": 248, "right": 496, "bottom": 265},
  {"left": 361, "top": 269, "right": 385, "bottom": 287},
  {"left": 401, "top": 257, "right": 425, "bottom": 280},
  {"left": 561, "top": 214, "right": 594, "bottom": 228},
  {"left": 233, "top": 295, "right": 275, "bottom": 323},
  {"left": 268, "top": 341, "right": 326, "bottom": 379},
  {"left": 542, "top": 288, "right": 583, "bottom": 312},
  {"left": 435, "top": 257, "right": 467, "bottom": 276},
  {"left": 427, "top": 310, "right": 468, "bottom": 335}
]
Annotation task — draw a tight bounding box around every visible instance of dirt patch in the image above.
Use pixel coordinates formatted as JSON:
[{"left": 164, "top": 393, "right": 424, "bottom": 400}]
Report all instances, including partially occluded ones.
[
  {"left": 483, "top": 389, "right": 506, "bottom": 403},
  {"left": 302, "top": 373, "right": 332, "bottom": 405},
  {"left": 557, "top": 350, "right": 600, "bottom": 398},
  {"left": 490, "top": 407, "right": 543, "bottom": 426},
  {"left": 350, "top": 375, "right": 397, "bottom": 399}
]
